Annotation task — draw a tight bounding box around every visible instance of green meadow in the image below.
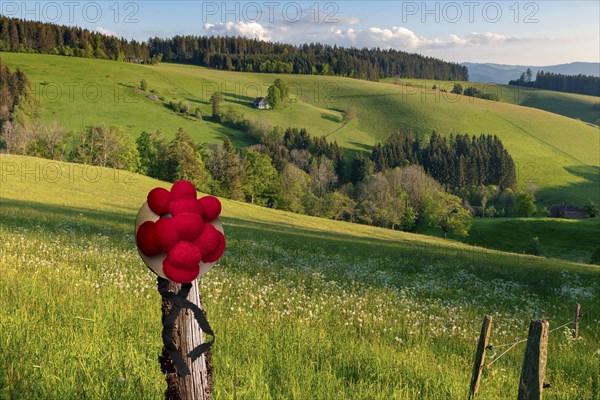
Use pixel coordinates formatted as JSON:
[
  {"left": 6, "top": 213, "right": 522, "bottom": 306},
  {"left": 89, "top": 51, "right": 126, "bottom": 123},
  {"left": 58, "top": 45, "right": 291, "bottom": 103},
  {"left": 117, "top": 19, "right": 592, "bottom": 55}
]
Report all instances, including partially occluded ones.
[
  {"left": 382, "top": 77, "right": 600, "bottom": 126},
  {"left": 0, "top": 154, "right": 599, "bottom": 399},
  {"left": 1, "top": 52, "right": 599, "bottom": 206},
  {"left": 419, "top": 217, "right": 600, "bottom": 264}
]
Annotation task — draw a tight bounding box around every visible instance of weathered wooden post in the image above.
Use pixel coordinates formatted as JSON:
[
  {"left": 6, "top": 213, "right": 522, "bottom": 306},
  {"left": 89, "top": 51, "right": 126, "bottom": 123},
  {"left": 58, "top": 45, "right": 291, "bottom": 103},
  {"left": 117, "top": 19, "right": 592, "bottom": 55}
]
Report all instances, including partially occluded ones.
[
  {"left": 518, "top": 320, "right": 549, "bottom": 400},
  {"left": 573, "top": 303, "right": 581, "bottom": 338},
  {"left": 469, "top": 315, "right": 493, "bottom": 399},
  {"left": 159, "top": 279, "right": 212, "bottom": 400},
  {"left": 135, "top": 181, "right": 226, "bottom": 400}
]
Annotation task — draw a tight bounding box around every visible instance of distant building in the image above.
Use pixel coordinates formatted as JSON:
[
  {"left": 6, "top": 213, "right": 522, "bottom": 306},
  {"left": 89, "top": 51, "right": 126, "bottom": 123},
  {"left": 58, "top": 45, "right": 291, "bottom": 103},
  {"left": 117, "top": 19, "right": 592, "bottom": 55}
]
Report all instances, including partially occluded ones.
[
  {"left": 549, "top": 203, "right": 588, "bottom": 219},
  {"left": 253, "top": 97, "right": 270, "bottom": 110}
]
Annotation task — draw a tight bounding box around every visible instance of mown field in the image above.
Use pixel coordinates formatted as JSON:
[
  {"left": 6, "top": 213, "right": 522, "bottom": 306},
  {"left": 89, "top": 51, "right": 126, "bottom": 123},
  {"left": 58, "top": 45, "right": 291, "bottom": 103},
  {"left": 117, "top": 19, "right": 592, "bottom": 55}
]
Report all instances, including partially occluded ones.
[
  {"left": 419, "top": 217, "right": 600, "bottom": 264},
  {"left": 1, "top": 52, "right": 599, "bottom": 206},
  {"left": 1, "top": 154, "right": 599, "bottom": 399}
]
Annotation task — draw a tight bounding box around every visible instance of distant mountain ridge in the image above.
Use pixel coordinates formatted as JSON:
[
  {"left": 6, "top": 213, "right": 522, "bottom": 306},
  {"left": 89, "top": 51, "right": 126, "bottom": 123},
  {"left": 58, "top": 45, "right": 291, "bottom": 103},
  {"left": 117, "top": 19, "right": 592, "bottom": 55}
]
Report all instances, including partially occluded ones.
[{"left": 462, "top": 62, "right": 600, "bottom": 84}]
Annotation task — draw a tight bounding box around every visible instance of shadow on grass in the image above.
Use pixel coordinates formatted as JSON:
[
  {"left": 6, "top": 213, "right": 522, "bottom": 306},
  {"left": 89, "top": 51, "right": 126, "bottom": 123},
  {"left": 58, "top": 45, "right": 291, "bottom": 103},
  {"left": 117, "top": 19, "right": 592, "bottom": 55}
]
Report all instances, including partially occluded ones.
[
  {"left": 0, "top": 198, "right": 134, "bottom": 237},
  {"left": 538, "top": 165, "right": 600, "bottom": 204},
  {"left": 321, "top": 113, "right": 342, "bottom": 123},
  {"left": 183, "top": 97, "right": 204, "bottom": 105},
  {"left": 348, "top": 141, "right": 373, "bottom": 152},
  {"left": 206, "top": 92, "right": 260, "bottom": 109},
  {"left": 212, "top": 125, "right": 256, "bottom": 147}
]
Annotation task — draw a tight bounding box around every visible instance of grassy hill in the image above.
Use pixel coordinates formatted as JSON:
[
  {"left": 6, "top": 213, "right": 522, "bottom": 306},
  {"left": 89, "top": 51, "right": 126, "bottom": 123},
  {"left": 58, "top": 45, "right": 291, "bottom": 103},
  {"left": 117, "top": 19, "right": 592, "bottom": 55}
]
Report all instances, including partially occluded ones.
[
  {"left": 419, "top": 217, "right": 600, "bottom": 263},
  {"left": 0, "top": 154, "right": 599, "bottom": 399},
  {"left": 382, "top": 77, "right": 600, "bottom": 126},
  {"left": 1, "top": 52, "right": 599, "bottom": 206}
]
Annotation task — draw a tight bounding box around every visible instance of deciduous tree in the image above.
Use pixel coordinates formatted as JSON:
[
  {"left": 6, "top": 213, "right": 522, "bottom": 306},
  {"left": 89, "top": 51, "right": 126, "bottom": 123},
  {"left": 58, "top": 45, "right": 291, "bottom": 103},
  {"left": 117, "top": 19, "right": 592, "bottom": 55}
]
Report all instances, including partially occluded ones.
[{"left": 515, "top": 191, "right": 536, "bottom": 217}]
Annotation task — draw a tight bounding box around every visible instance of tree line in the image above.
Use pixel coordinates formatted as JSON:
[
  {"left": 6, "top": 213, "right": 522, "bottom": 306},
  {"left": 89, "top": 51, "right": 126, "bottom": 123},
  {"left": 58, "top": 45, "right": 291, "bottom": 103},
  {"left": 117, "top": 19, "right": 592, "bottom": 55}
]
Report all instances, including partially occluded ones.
[
  {"left": 0, "top": 16, "right": 469, "bottom": 82},
  {"left": 509, "top": 68, "right": 600, "bottom": 97},
  {"left": 147, "top": 35, "right": 469, "bottom": 81},
  {"left": 364, "top": 131, "right": 516, "bottom": 190},
  {"left": 1, "top": 15, "right": 469, "bottom": 82},
  {"left": 0, "top": 16, "right": 155, "bottom": 63}
]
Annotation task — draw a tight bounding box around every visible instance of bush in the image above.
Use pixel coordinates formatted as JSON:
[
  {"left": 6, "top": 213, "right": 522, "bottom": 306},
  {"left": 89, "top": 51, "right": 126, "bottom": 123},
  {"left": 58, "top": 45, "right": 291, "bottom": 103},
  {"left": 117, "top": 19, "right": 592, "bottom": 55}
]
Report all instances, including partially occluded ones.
[
  {"left": 464, "top": 86, "right": 481, "bottom": 97},
  {"left": 451, "top": 83, "right": 463, "bottom": 95},
  {"left": 525, "top": 236, "right": 543, "bottom": 256},
  {"left": 140, "top": 79, "right": 147, "bottom": 91},
  {"left": 179, "top": 101, "right": 190, "bottom": 114},
  {"left": 480, "top": 93, "right": 500, "bottom": 101},
  {"left": 582, "top": 199, "right": 598, "bottom": 217},
  {"left": 343, "top": 106, "right": 358, "bottom": 122}
]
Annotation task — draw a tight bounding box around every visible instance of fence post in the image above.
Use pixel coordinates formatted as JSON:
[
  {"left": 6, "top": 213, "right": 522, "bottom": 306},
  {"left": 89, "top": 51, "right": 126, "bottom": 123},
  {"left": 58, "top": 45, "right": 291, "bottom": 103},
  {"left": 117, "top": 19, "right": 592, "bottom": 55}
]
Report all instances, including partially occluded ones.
[
  {"left": 159, "top": 279, "right": 212, "bottom": 400},
  {"left": 518, "top": 320, "right": 549, "bottom": 400},
  {"left": 573, "top": 303, "right": 581, "bottom": 338},
  {"left": 469, "top": 315, "right": 493, "bottom": 399}
]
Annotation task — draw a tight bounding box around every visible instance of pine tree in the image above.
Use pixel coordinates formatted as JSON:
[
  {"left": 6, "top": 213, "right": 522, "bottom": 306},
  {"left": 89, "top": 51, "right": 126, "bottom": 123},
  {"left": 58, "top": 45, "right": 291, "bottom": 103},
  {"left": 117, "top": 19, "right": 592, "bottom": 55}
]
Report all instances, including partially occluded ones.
[{"left": 350, "top": 152, "right": 373, "bottom": 184}]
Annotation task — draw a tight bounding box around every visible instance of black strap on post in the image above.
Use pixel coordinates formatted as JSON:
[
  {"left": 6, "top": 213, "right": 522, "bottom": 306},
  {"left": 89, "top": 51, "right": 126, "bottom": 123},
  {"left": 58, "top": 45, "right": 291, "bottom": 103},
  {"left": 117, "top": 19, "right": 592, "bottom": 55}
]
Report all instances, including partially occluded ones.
[{"left": 157, "top": 277, "right": 215, "bottom": 377}]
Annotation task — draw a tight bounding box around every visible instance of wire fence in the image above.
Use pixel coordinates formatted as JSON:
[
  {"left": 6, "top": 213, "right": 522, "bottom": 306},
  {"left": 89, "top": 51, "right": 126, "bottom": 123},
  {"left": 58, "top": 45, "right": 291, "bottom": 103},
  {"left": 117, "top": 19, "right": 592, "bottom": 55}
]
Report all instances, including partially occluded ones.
[{"left": 485, "top": 304, "right": 594, "bottom": 367}]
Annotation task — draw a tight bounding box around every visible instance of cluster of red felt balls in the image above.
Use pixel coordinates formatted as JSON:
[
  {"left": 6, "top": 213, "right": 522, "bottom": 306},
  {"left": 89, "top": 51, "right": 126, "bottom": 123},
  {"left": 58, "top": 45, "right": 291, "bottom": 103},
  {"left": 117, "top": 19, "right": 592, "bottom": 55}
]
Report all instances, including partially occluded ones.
[{"left": 136, "top": 180, "right": 225, "bottom": 283}]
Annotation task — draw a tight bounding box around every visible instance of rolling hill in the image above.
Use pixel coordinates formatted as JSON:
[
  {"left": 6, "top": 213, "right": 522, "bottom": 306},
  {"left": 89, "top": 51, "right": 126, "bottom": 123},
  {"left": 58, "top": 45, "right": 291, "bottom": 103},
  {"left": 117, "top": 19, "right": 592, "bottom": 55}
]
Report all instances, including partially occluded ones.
[
  {"left": 381, "top": 77, "right": 600, "bottom": 126},
  {"left": 0, "top": 154, "right": 598, "bottom": 399},
  {"left": 420, "top": 217, "right": 600, "bottom": 263},
  {"left": 462, "top": 62, "right": 600, "bottom": 84},
  {"left": 1, "top": 52, "right": 599, "bottom": 206}
]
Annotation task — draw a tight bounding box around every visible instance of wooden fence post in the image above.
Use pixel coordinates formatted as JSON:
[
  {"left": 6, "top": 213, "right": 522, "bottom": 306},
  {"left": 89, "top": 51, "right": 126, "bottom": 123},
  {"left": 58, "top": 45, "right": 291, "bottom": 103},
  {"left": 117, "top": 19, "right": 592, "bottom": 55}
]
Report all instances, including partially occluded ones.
[
  {"left": 518, "top": 320, "right": 549, "bottom": 400},
  {"left": 160, "top": 279, "right": 212, "bottom": 400},
  {"left": 469, "top": 315, "right": 493, "bottom": 399},
  {"left": 573, "top": 303, "right": 581, "bottom": 338}
]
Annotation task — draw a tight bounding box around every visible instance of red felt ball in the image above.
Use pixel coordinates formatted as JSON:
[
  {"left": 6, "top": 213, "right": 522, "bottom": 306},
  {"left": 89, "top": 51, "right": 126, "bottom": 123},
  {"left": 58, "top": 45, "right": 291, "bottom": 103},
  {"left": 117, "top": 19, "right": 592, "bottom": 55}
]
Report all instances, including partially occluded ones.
[
  {"left": 173, "top": 212, "right": 205, "bottom": 241},
  {"left": 169, "top": 199, "right": 204, "bottom": 217},
  {"left": 163, "top": 259, "right": 200, "bottom": 284},
  {"left": 171, "top": 180, "right": 197, "bottom": 201},
  {"left": 202, "top": 230, "right": 226, "bottom": 263},
  {"left": 193, "top": 223, "right": 219, "bottom": 255},
  {"left": 147, "top": 187, "right": 171, "bottom": 216},
  {"left": 155, "top": 217, "right": 179, "bottom": 252},
  {"left": 198, "top": 196, "right": 221, "bottom": 222},
  {"left": 167, "top": 241, "right": 202, "bottom": 270},
  {"left": 136, "top": 221, "right": 162, "bottom": 256}
]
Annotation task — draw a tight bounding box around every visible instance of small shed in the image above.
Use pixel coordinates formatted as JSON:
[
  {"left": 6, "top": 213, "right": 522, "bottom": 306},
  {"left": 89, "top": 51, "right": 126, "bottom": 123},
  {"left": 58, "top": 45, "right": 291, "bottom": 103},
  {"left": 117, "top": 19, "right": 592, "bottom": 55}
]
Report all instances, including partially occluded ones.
[{"left": 253, "top": 97, "right": 270, "bottom": 110}]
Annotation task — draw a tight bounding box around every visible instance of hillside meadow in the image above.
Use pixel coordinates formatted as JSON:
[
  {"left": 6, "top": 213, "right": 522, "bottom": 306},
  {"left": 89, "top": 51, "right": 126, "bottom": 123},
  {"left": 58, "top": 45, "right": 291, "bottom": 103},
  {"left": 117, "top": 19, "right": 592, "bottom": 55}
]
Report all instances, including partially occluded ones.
[
  {"left": 0, "top": 154, "right": 599, "bottom": 399},
  {"left": 381, "top": 77, "right": 600, "bottom": 126},
  {"left": 419, "top": 217, "right": 600, "bottom": 264},
  {"left": 1, "top": 52, "right": 599, "bottom": 206}
]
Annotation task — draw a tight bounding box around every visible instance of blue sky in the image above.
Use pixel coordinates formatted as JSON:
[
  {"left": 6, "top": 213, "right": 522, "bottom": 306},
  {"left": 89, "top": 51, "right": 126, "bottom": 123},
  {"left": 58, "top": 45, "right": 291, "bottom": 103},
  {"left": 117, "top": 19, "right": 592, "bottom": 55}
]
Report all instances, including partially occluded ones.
[{"left": 2, "top": 1, "right": 598, "bottom": 65}]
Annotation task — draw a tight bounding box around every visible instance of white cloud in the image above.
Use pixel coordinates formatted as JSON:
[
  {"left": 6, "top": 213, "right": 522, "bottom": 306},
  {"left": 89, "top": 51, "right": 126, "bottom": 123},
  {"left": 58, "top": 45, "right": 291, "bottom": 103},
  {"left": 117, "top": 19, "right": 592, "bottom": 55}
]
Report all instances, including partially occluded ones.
[
  {"left": 203, "top": 22, "right": 272, "bottom": 41},
  {"left": 330, "top": 26, "right": 445, "bottom": 50},
  {"left": 199, "top": 20, "right": 556, "bottom": 55},
  {"left": 95, "top": 27, "right": 117, "bottom": 37},
  {"left": 327, "top": 27, "right": 555, "bottom": 50}
]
